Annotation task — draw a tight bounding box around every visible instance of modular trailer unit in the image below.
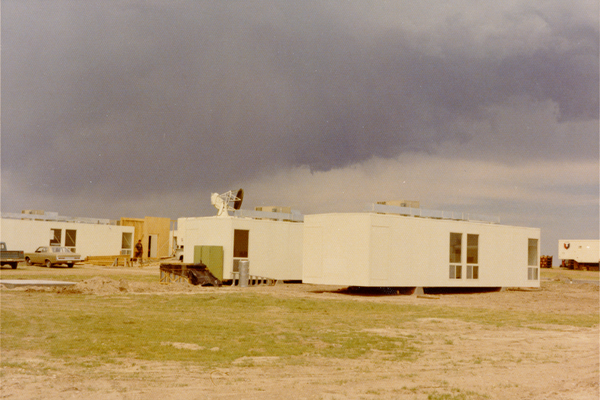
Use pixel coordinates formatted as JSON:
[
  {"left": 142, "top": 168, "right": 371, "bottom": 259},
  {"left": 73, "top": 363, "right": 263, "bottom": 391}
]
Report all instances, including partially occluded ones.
[
  {"left": 302, "top": 212, "right": 541, "bottom": 288},
  {"left": 558, "top": 240, "right": 599, "bottom": 270},
  {"left": 0, "top": 214, "right": 135, "bottom": 258},
  {"left": 177, "top": 215, "right": 303, "bottom": 281}
]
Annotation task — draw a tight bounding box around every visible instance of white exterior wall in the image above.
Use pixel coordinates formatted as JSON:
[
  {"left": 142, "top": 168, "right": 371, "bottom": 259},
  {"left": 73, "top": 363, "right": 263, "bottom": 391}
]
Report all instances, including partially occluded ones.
[
  {"left": 303, "top": 213, "right": 541, "bottom": 288},
  {"left": 178, "top": 216, "right": 303, "bottom": 280},
  {"left": 179, "top": 217, "right": 231, "bottom": 264},
  {"left": 0, "top": 218, "right": 134, "bottom": 257},
  {"left": 558, "top": 240, "right": 599, "bottom": 263}
]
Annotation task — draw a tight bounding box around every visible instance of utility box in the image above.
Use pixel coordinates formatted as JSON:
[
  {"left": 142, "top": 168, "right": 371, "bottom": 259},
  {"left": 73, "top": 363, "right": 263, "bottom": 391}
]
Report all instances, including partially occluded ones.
[{"left": 194, "top": 245, "right": 224, "bottom": 281}]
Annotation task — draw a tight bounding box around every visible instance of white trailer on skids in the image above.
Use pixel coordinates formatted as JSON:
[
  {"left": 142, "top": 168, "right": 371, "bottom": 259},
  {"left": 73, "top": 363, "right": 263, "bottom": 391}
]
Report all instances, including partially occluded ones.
[
  {"left": 177, "top": 211, "right": 304, "bottom": 282},
  {"left": 303, "top": 204, "right": 541, "bottom": 290},
  {"left": 558, "top": 240, "right": 599, "bottom": 270}
]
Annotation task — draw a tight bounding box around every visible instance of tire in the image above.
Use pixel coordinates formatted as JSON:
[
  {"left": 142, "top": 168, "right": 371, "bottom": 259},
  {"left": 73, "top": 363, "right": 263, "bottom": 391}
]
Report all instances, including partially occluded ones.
[
  {"left": 45, "top": 260, "right": 52, "bottom": 268},
  {"left": 11, "top": 263, "right": 17, "bottom": 269},
  {"left": 26, "top": 257, "right": 33, "bottom": 266},
  {"left": 67, "top": 263, "right": 74, "bottom": 268}
]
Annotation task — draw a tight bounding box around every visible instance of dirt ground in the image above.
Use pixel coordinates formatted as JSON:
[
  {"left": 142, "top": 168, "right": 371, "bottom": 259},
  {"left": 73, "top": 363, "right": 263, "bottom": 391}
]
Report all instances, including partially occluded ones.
[{"left": 1, "top": 263, "right": 598, "bottom": 400}]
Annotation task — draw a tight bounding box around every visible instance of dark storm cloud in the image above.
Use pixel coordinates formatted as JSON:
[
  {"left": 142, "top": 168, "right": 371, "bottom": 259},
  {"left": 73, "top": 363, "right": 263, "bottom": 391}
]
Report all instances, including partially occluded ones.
[{"left": 2, "top": 1, "right": 598, "bottom": 206}]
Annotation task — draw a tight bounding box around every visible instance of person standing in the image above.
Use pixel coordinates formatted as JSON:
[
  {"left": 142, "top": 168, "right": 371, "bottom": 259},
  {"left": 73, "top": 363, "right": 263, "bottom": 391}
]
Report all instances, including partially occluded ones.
[{"left": 134, "top": 240, "right": 143, "bottom": 262}]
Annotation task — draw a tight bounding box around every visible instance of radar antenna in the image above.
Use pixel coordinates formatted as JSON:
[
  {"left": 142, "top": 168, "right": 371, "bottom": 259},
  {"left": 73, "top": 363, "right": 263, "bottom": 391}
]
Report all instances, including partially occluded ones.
[{"left": 210, "top": 189, "right": 244, "bottom": 217}]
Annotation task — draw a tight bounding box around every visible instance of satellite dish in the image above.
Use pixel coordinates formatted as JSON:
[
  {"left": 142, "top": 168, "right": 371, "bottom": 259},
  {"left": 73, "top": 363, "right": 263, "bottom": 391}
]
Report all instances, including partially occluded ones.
[
  {"left": 233, "top": 188, "right": 244, "bottom": 210},
  {"left": 210, "top": 189, "right": 244, "bottom": 217}
]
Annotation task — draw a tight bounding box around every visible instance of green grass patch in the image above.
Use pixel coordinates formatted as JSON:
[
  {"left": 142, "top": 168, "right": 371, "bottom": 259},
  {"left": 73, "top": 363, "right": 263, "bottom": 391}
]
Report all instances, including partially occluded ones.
[
  {"left": 541, "top": 268, "right": 599, "bottom": 281},
  {"left": 1, "top": 291, "right": 597, "bottom": 369}
]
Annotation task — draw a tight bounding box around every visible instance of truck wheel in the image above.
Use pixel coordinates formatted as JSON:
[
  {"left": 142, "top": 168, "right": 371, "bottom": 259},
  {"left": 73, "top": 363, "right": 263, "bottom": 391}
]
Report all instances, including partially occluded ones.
[
  {"left": 67, "top": 263, "right": 74, "bottom": 268},
  {"left": 45, "top": 260, "right": 52, "bottom": 268},
  {"left": 11, "top": 263, "right": 17, "bottom": 269},
  {"left": 25, "top": 257, "right": 33, "bottom": 266}
]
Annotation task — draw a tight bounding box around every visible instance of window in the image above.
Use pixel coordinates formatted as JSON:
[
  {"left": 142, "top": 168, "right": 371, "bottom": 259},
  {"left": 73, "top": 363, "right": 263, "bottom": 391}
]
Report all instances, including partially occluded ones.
[
  {"left": 449, "top": 265, "right": 462, "bottom": 279},
  {"left": 466, "top": 234, "right": 479, "bottom": 279},
  {"left": 50, "top": 229, "right": 62, "bottom": 246},
  {"left": 233, "top": 230, "right": 249, "bottom": 258},
  {"left": 450, "top": 233, "right": 480, "bottom": 280},
  {"left": 528, "top": 267, "right": 538, "bottom": 280},
  {"left": 449, "top": 233, "right": 462, "bottom": 279},
  {"left": 65, "top": 229, "right": 77, "bottom": 252},
  {"left": 449, "top": 233, "right": 461, "bottom": 263},
  {"left": 528, "top": 239, "right": 538, "bottom": 266},
  {"left": 528, "top": 239, "right": 539, "bottom": 280},
  {"left": 467, "top": 234, "right": 478, "bottom": 264},
  {"left": 121, "top": 232, "right": 133, "bottom": 255},
  {"left": 467, "top": 265, "right": 479, "bottom": 279}
]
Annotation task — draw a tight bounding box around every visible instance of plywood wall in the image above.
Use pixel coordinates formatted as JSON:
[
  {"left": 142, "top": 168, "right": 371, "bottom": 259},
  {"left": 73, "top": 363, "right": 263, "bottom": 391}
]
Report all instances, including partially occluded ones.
[{"left": 120, "top": 216, "right": 172, "bottom": 258}]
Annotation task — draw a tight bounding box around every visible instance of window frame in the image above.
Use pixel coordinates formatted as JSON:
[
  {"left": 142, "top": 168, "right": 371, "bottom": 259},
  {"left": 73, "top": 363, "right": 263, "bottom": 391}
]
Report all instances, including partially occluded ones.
[
  {"left": 466, "top": 234, "right": 479, "bottom": 279},
  {"left": 528, "top": 267, "right": 539, "bottom": 280},
  {"left": 527, "top": 238, "right": 539, "bottom": 281},
  {"left": 65, "top": 229, "right": 77, "bottom": 252},
  {"left": 449, "top": 232, "right": 481, "bottom": 280},
  {"left": 50, "top": 229, "right": 62, "bottom": 246},
  {"left": 528, "top": 238, "right": 538, "bottom": 267},
  {"left": 467, "top": 265, "right": 479, "bottom": 279},
  {"left": 449, "top": 264, "right": 462, "bottom": 279},
  {"left": 449, "top": 232, "right": 462, "bottom": 279},
  {"left": 121, "top": 232, "right": 133, "bottom": 255}
]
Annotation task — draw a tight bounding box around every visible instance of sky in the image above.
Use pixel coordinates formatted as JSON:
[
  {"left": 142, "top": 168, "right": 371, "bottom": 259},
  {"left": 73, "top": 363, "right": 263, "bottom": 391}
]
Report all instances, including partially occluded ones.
[{"left": 1, "top": 1, "right": 598, "bottom": 260}]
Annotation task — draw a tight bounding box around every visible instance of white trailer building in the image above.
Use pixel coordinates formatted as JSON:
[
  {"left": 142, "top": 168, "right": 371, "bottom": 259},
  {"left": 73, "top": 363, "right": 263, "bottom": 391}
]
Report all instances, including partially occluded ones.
[
  {"left": 1, "top": 212, "right": 134, "bottom": 258},
  {"left": 303, "top": 205, "right": 541, "bottom": 289},
  {"left": 177, "top": 209, "right": 304, "bottom": 281},
  {"left": 558, "top": 240, "right": 599, "bottom": 270}
]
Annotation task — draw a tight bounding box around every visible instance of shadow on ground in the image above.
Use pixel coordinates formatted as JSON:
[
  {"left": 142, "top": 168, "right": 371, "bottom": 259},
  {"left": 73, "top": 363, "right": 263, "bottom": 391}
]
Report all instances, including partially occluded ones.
[{"left": 315, "top": 286, "right": 504, "bottom": 297}]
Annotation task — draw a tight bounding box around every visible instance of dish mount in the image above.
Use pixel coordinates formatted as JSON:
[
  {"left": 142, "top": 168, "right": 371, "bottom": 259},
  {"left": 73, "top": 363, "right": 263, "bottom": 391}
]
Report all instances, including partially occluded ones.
[{"left": 210, "top": 189, "right": 244, "bottom": 217}]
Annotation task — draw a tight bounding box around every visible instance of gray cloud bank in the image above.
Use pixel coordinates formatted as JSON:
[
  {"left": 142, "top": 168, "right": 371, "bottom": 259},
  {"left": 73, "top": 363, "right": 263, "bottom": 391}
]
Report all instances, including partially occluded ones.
[{"left": 2, "top": 1, "right": 598, "bottom": 223}]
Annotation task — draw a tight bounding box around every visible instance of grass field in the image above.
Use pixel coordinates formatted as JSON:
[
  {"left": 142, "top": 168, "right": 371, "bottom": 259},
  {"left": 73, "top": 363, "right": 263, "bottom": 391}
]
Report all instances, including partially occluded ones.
[
  {"left": 540, "top": 267, "right": 599, "bottom": 281},
  {"left": 1, "top": 286, "right": 597, "bottom": 369},
  {"left": 0, "top": 266, "right": 597, "bottom": 399}
]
